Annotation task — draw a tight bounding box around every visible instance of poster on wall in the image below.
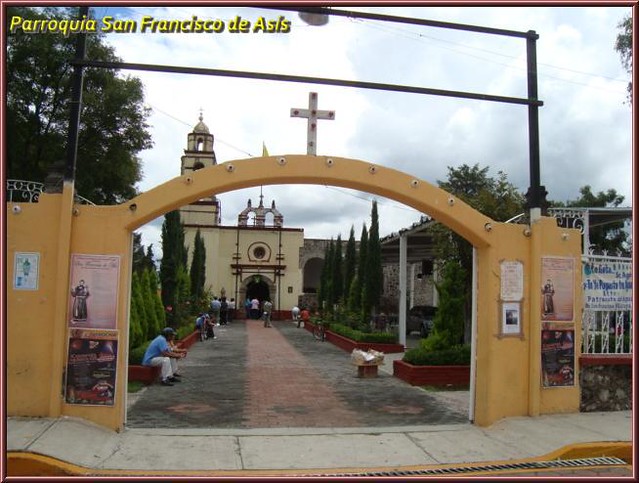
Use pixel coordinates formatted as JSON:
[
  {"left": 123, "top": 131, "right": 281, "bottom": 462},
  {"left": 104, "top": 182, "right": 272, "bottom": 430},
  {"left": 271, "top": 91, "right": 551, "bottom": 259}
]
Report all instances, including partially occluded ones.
[
  {"left": 502, "top": 302, "right": 521, "bottom": 335},
  {"left": 68, "top": 254, "right": 120, "bottom": 329},
  {"left": 583, "top": 259, "right": 632, "bottom": 311},
  {"left": 540, "top": 257, "right": 574, "bottom": 321},
  {"left": 65, "top": 329, "right": 118, "bottom": 406},
  {"left": 13, "top": 252, "right": 40, "bottom": 290},
  {"left": 500, "top": 260, "right": 523, "bottom": 301},
  {"left": 541, "top": 327, "right": 575, "bottom": 387}
]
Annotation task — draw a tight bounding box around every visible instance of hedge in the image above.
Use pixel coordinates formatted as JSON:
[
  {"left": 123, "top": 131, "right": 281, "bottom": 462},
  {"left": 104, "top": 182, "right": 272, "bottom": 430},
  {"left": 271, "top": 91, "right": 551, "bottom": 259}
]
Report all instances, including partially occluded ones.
[
  {"left": 329, "top": 322, "right": 397, "bottom": 344},
  {"left": 403, "top": 344, "right": 471, "bottom": 366}
]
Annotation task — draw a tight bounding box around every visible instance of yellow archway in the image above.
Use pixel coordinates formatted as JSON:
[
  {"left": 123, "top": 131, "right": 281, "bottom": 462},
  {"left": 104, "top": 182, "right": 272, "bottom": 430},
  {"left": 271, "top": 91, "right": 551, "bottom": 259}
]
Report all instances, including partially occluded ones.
[{"left": 7, "top": 155, "right": 582, "bottom": 431}]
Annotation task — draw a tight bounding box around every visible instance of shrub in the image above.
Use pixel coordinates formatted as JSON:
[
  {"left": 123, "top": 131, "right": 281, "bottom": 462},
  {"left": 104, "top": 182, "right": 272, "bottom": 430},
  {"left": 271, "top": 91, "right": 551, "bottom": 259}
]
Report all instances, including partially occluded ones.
[
  {"left": 128, "top": 345, "right": 147, "bottom": 365},
  {"left": 403, "top": 344, "right": 471, "bottom": 366},
  {"left": 329, "top": 322, "right": 397, "bottom": 344}
]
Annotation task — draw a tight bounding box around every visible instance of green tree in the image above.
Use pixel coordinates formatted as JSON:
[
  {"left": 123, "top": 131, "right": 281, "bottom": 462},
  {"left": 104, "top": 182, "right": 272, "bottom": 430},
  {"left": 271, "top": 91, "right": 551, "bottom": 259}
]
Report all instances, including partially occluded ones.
[
  {"left": 552, "top": 185, "right": 629, "bottom": 255},
  {"left": 343, "top": 225, "right": 357, "bottom": 302},
  {"left": 423, "top": 260, "right": 467, "bottom": 351},
  {"left": 364, "top": 201, "right": 383, "bottom": 316},
  {"left": 615, "top": 14, "right": 632, "bottom": 103},
  {"left": 148, "top": 268, "right": 166, "bottom": 330},
  {"left": 160, "top": 210, "right": 187, "bottom": 313},
  {"left": 6, "top": 6, "right": 153, "bottom": 204},
  {"left": 129, "top": 272, "right": 145, "bottom": 349},
  {"left": 434, "top": 164, "right": 525, "bottom": 342},
  {"left": 332, "top": 234, "right": 344, "bottom": 306},
  {"left": 352, "top": 223, "right": 368, "bottom": 317},
  {"left": 189, "top": 229, "right": 206, "bottom": 301},
  {"left": 141, "top": 269, "right": 160, "bottom": 340},
  {"left": 132, "top": 232, "right": 156, "bottom": 274}
]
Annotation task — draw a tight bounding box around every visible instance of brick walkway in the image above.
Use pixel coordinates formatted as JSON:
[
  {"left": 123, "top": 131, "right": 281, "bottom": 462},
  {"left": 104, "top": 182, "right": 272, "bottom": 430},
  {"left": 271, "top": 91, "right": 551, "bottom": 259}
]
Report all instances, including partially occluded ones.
[{"left": 126, "top": 319, "right": 468, "bottom": 428}]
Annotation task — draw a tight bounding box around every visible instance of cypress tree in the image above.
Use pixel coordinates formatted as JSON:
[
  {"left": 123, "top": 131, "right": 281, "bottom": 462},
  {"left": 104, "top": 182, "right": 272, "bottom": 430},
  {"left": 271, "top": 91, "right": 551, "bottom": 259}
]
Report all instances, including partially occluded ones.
[
  {"left": 141, "top": 269, "right": 160, "bottom": 340},
  {"left": 356, "top": 224, "right": 368, "bottom": 317},
  {"left": 189, "top": 229, "right": 206, "bottom": 301},
  {"left": 132, "top": 271, "right": 148, "bottom": 343},
  {"left": 332, "top": 234, "right": 343, "bottom": 306},
  {"left": 366, "top": 200, "right": 383, "bottom": 315},
  {"left": 344, "top": 226, "right": 357, "bottom": 304},
  {"left": 148, "top": 268, "right": 166, "bottom": 329},
  {"left": 129, "top": 272, "right": 144, "bottom": 348},
  {"left": 160, "top": 210, "right": 187, "bottom": 311}
]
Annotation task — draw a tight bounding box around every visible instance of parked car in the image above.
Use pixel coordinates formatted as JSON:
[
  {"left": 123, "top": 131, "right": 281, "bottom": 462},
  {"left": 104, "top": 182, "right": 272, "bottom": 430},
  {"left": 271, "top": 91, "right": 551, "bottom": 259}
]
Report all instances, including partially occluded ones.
[{"left": 407, "top": 305, "right": 437, "bottom": 337}]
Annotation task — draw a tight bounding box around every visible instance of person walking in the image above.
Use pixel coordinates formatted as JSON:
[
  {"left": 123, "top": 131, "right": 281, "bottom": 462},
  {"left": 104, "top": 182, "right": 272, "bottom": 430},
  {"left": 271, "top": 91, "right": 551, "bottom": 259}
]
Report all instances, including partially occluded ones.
[
  {"left": 210, "top": 296, "right": 222, "bottom": 325},
  {"left": 244, "top": 298, "right": 251, "bottom": 320},
  {"left": 251, "top": 297, "right": 260, "bottom": 320},
  {"left": 227, "top": 298, "right": 236, "bottom": 323},
  {"left": 262, "top": 300, "right": 273, "bottom": 327},
  {"left": 291, "top": 305, "right": 301, "bottom": 327},
  {"left": 219, "top": 297, "right": 228, "bottom": 325}
]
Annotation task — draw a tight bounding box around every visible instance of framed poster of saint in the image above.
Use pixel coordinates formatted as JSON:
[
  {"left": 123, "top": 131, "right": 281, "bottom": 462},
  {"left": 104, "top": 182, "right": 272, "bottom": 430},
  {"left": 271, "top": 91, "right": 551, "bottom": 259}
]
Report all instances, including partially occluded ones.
[
  {"left": 68, "top": 254, "right": 120, "bottom": 329},
  {"left": 540, "top": 257, "right": 575, "bottom": 322}
]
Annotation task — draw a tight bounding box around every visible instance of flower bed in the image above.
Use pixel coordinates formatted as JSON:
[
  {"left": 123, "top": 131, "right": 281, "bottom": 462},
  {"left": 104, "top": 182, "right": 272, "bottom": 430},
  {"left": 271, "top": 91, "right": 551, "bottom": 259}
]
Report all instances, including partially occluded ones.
[
  {"left": 393, "top": 359, "right": 470, "bottom": 387},
  {"left": 303, "top": 321, "right": 404, "bottom": 354}
]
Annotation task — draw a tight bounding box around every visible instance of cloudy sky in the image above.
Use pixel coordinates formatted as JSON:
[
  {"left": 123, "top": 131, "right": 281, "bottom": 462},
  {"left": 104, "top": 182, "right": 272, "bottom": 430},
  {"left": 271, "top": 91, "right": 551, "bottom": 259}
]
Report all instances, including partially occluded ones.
[{"left": 89, "top": 5, "right": 632, "bottom": 258}]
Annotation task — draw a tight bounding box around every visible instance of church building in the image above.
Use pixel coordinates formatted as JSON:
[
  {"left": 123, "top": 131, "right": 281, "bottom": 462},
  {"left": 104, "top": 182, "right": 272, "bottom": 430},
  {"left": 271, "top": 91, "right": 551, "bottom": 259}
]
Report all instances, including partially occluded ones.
[
  {"left": 178, "top": 113, "right": 435, "bottom": 319},
  {"left": 179, "top": 113, "right": 313, "bottom": 318}
]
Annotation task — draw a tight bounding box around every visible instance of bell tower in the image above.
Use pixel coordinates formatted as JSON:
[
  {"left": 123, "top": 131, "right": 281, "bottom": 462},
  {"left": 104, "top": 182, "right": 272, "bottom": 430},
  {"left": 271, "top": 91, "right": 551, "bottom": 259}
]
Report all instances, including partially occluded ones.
[{"left": 179, "top": 111, "right": 220, "bottom": 226}]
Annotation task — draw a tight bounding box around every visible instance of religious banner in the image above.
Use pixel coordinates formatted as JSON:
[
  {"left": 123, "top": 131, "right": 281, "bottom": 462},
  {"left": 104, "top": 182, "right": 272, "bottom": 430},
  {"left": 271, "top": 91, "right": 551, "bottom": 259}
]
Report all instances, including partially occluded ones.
[
  {"left": 13, "top": 251, "right": 40, "bottom": 290},
  {"left": 68, "top": 254, "right": 120, "bottom": 329},
  {"left": 583, "top": 259, "right": 632, "bottom": 311},
  {"left": 541, "top": 326, "right": 575, "bottom": 387},
  {"left": 540, "top": 257, "right": 574, "bottom": 322},
  {"left": 65, "top": 329, "right": 118, "bottom": 406}
]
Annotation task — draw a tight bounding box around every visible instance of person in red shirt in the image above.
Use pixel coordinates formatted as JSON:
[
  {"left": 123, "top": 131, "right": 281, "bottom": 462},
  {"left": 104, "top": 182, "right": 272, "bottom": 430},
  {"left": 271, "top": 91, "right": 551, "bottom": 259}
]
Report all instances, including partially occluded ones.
[{"left": 300, "top": 307, "right": 311, "bottom": 328}]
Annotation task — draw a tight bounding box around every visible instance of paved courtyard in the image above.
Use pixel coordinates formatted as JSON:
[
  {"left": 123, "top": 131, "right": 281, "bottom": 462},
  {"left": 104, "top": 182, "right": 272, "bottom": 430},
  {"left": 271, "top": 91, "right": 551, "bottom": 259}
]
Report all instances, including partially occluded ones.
[{"left": 126, "top": 319, "right": 469, "bottom": 429}]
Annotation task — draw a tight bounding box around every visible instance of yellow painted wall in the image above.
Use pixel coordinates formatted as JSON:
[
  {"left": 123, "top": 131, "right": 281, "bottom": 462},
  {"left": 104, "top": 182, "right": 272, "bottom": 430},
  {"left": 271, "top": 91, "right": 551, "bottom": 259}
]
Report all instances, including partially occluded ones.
[{"left": 6, "top": 155, "right": 581, "bottom": 431}]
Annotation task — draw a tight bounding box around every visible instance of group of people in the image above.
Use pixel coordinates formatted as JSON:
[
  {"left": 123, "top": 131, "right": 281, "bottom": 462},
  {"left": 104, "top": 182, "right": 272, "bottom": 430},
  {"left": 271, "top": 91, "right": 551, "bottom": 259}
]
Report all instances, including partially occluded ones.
[
  {"left": 209, "top": 296, "right": 235, "bottom": 326},
  {"left": 291, "top": 305, "right": 311, "bottom": 328}
]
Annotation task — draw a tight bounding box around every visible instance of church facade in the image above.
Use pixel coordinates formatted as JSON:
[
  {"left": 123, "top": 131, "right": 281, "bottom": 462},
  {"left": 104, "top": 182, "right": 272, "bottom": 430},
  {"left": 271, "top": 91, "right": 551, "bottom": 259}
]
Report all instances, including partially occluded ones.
[{"left": 178, "top": 114, "right": 435, "bottom": 319}]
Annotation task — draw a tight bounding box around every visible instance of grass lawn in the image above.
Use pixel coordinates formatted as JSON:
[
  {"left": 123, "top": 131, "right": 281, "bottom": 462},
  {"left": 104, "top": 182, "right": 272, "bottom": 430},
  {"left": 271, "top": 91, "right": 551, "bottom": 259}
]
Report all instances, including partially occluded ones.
[{"left": 127, "top": 381, "right": 145, "bottom": 393}]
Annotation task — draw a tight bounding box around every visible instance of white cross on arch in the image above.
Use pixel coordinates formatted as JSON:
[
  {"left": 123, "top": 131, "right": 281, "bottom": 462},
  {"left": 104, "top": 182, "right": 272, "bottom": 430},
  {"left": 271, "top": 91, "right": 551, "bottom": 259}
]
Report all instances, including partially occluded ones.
[{"left": 290, "top": 92, "right": 335, "bottom": 155}]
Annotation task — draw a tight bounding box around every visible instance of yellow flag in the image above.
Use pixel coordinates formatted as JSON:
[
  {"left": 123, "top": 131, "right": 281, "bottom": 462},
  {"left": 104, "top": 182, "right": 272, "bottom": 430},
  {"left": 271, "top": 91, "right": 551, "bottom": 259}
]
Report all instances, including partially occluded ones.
[{"left": 262, "top": 142, "right": 269, "bottom": 157}]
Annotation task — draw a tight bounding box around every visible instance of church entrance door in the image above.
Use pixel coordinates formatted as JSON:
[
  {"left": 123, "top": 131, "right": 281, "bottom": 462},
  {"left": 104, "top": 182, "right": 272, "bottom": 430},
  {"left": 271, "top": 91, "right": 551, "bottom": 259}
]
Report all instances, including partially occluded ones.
[{"left": 246, "top": 279, "right": 270, "bottom": 303}]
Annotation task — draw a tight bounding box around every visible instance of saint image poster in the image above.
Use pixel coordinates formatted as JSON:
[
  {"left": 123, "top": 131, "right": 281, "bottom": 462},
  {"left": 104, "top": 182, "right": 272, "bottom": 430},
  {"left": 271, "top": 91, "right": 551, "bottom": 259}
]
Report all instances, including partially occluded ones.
[
  {"left": 68, "top": 254, "right": 120, "bottom": 329},
  {"left": 65, "top": 329, "right": 118, "bottom": 406},
  {"left": 540, "top": 257, "right": 574, "bottom": 322},
  {"left": 541, "top": 328, "right": 575, "bottom": 387}
]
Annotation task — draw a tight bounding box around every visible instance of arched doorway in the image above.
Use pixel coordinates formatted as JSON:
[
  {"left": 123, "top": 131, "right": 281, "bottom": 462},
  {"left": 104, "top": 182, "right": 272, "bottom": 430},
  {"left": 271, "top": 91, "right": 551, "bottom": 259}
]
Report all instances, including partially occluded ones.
[{"left": 246, "top": 277, "right": 270, "bottom": 302}]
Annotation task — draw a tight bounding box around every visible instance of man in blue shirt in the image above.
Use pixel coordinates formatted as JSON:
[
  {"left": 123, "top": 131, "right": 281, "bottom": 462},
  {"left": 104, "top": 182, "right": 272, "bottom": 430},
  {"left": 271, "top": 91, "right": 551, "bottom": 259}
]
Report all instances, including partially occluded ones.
[
  {"left": 142, "top": 327, "right": 185, "bottom": 386},
  {"left": 210, "top": 297, "right": 222, "bottom": 325}
]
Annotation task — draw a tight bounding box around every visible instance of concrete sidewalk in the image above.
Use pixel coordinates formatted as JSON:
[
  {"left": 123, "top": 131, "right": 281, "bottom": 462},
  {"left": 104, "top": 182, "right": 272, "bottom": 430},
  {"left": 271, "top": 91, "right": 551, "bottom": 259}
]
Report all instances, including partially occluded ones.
[{"left": 7, "top": 411, "right": 632, "bottom": 476}]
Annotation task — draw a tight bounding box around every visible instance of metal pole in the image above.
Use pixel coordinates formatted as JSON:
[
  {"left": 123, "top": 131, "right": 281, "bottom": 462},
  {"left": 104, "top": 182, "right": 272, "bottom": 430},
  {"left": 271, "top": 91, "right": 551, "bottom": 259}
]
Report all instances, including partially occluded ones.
[
  {"left": 64, "top": 6, "right": 89, "bottom": 183},
  {"left": 525, "top": 31, "right": 547, "bottom": 221},
  {"left": 399, "top": 234, "right": 407, "bottom": 348}
]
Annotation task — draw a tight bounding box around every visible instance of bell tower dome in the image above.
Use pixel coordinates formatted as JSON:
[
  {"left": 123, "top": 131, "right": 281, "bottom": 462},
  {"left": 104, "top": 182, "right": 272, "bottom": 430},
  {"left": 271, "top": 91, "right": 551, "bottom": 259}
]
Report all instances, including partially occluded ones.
[{"left": 179, "top": 111, "right": 220, "bottom": 227}]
